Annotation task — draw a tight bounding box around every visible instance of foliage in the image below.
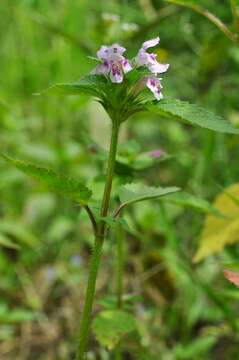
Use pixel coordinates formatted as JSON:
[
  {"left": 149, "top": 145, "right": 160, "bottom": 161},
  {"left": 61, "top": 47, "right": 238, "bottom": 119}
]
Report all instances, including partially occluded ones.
[
  {"left": 1, "top": 0, "right": 239, "bottom": 359},
  {"left": 2, "top": 155, "right": 92, "bottom": 204},
  {"left": 194, "top": 183, "right": 239, "bottom": 262},
  {"left": 92, "top": 310, "right": 136, "bottom": 350},
  {"left": 147, "top": 98, "right": 239, "bottom": 134},
  {"left": 118, "top": 182, "right": 180, "bottom": 212}
]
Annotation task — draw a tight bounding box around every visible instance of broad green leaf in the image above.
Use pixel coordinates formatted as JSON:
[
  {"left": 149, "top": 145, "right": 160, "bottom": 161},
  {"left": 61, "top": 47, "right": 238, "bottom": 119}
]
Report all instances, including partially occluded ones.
[
  {"left": 2, "top": 155, "right": 92, "bottom": 204},
  {"left": 147, "top": 98, "right": 239, "bottom": 134},
  {"left": 35, "top": 74, "right": 108, "bottom": 98},
  {"left": 0, "top": 233, "right": 20, "bottom": 250},
  {"left": 92, "top": 310, "right": 136, "bottom": 350},
  {"left": 193, "top": 183, "right": 239, "bottom": 262},
  {"left": 118, "top": 183, "right": 180, "bottom": 211},
  {"left": 162, "top": 191, "right": 222, "bottom": 216}
]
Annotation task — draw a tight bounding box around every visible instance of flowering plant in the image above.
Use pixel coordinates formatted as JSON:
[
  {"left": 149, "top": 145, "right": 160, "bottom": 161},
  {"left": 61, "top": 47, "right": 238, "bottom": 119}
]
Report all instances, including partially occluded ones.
[
  {"left": 2, "top": 36, "right": 238, "bottom": 359},
  {"left": 92, "top": 37, "right": 168, "bottom": 101}
]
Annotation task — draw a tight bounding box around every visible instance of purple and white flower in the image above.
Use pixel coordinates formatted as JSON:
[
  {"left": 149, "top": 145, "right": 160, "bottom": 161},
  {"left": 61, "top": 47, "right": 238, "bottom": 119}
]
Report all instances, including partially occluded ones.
[
  {"left": 135, "top": 37, "right": 169, "bottom": 75},
  {"left": 92, "top": 43, "right": 132, "bottom": 83},
  {"left": 91, "top": 37, "right": 168, "bottom": 101},
  {"left": 145, "top": 76, "right": 163, "bottom": 100}
]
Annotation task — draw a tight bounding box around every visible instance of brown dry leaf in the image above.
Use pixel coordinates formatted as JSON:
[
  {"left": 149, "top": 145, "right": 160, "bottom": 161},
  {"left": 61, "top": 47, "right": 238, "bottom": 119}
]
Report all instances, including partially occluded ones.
[
  {"left": 193, "top": 183, "right": 239, "bottom": 262},
  {"left": 223, "top": 269, "right": 239, "bottom": 288}
]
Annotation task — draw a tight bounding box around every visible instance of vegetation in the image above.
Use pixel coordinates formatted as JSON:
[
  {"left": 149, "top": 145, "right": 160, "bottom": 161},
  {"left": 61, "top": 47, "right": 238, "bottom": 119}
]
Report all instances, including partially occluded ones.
[{"left": 0, "top": 1, "right": 239, "bottom": 359}]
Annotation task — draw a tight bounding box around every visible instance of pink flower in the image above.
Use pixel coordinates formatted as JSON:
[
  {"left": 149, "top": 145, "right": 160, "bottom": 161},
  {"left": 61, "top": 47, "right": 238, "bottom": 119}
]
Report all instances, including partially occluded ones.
[
  {"left": 145, "top": 76, "right": 163, "bottom": 100},
  {"left": 135, "top": 37, "right": 169, "bottom": 75},
  {"left": 92, "top": 43, "right": 132, "bottom": 83}
]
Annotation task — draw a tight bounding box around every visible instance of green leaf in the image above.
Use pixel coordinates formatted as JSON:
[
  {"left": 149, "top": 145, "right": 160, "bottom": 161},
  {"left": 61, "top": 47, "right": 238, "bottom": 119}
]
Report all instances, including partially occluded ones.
[
  {"left": 173, "top": 335, "right": 218, "bottom": 359},
  {"left": 164, "top": 0, "right": 197, "bottom": 6},
  {"left": 0, "top": 305, "right": 40, "bottom": 324},
  {"left": 118, "top": 183, "right": 180, "bottom": 211},
  {"left": 0, "top": 221, "right": 37, "bottom": 247},
  {"left": 162, "top": 191, "right": 222, "bottom": 216},
  {"left": 98, "top": 294, "right": 141, "bottom": 310},
  {"left": 2, "top": 155, "right": 92, "bottom": 204},
  {"left": 0, "top": 233, "right": 20, "bottom": 250},
  {"left": 35, "top": 74, "right": 108, "bottom": 98},
  {"left": 92, "top": 310, "right": 136, "bottom": 350},
  {"left": 147, "top": 98, "right": 239, "bottom": 134}
]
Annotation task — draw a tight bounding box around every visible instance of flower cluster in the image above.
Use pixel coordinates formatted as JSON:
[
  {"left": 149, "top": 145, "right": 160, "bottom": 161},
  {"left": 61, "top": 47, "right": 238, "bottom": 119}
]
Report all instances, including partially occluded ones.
[{"left": 92, "top": 37, "right": 169, "bottom": 101}]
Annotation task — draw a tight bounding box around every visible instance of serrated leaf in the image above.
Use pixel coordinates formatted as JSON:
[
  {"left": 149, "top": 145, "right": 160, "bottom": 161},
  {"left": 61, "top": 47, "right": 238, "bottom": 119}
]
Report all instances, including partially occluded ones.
[
  {"left": 193, "top": 183, "right": 239, "bottom": 262},
  {"left": 92, "top": 310, "right": 136, "bottom": 350},
  {"left": 118, "top": 183, "right": 180, "bottom": 211},
  {"left": 2, "top": 155, "right": 92, "bottom": 204},
  {"left": 36, "top": 74, "right": 108, "bottom": 98},
  {"left": 147, "top": 98, "right": 239, "bottom": 134}
]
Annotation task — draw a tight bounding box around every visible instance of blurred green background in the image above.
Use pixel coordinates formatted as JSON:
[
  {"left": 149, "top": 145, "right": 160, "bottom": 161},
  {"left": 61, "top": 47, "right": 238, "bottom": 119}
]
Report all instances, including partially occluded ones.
[{"left": 0, "top": 0, "right": 239, "bottom": 359}]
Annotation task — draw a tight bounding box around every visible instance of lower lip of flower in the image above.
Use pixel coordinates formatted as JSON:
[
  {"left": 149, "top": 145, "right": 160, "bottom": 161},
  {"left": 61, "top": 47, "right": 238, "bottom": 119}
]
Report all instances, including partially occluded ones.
[{"left": 112, "top": 64, "right": 121, "bottom": 75}]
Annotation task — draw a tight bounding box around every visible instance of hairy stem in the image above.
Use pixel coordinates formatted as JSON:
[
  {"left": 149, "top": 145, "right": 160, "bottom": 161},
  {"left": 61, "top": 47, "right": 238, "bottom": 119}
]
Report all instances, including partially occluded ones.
[
  {"left": 83, "top": 205, "right": 97, "bottom": 235},
  {"left": 76, "top": 122, "right": 120, "bottom": 359},
  {"left": 114, "top": 222, "right": 124, "bottom": 360}
]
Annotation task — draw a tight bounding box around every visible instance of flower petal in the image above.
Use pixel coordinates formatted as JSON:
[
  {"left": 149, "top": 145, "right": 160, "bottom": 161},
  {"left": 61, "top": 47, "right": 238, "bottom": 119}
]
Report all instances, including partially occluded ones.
[
  {"left": 122, "top": 59, "right": 132, "bottom": 73},
  {"left": 135, "top": 49, "right": 149, "bottom": 66},
  {"left": 149, "top": 62, "right": 169, "bottom": 74},
  {"left": 145, "top": 76, "right": 163, "bottom": 100},
  {"left": 97, "top": 45, "right": 109, "bottom": 60},
  {"left": 110, "top": 62, "right": 123, "bottom": 83},
  {"left": 107, "top": 44, "right": 126, "bottom": 61},
  {"left": 91, "top": 60, "right": 110, "bottom": 75},
  {"left": 110, "top": 43, "right": 126, "bottom": 55},
  {"left": 142, "top": 37, "right": 160, "bottom": 50}
]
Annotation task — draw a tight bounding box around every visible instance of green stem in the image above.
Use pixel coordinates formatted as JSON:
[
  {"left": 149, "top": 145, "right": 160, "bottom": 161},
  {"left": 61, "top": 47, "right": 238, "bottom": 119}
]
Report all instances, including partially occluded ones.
[
  {"left": 76, "top": 122, "right": 120, "bottom": 360},
  {"left": 230, "top": 0, "right": 239, "bottom": 31},
  {"left": 116, "top": 222, "right": 124, "bottom": 309},
  {"left": 114, "top": 222, "right": 124, "bottom": 360}
]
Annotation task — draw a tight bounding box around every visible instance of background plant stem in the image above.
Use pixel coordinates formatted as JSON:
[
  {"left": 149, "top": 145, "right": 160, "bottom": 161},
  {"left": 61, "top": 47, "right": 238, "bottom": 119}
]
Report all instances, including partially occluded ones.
[
  {"left": 114, "top": 222, "right": 124, "bottom": 360},
  {"left": 230, "top": 0, "right": 239, "bottom": 31},
  {"left": 76, "top": 122, "right": 120, "bottom": 360},
  {"left": 116, "top": 222, "right": 124, "bottom": 309}
]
